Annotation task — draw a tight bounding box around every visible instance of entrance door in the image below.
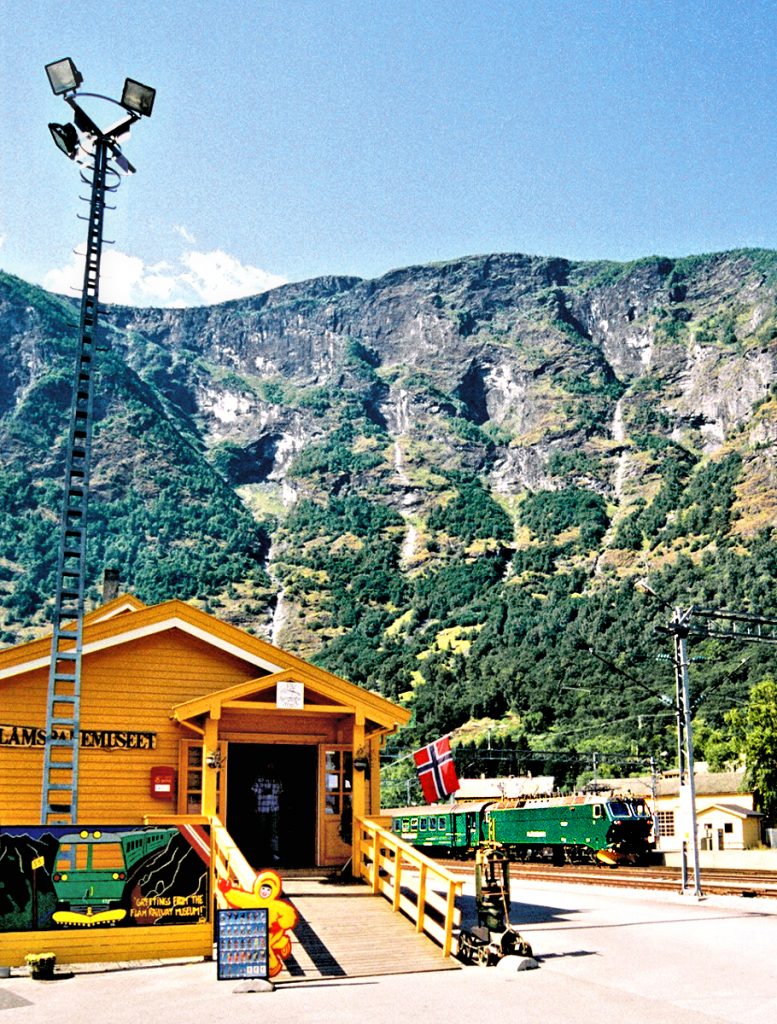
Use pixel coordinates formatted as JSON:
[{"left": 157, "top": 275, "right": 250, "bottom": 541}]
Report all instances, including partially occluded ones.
[{"left": 226, "top": 743, "right": 317, "bottom": 868}]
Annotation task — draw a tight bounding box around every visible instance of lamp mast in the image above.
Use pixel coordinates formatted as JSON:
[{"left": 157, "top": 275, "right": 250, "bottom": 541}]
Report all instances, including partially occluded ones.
[{"left": 41, "top": 59, "right": 155, "bottom": 826}]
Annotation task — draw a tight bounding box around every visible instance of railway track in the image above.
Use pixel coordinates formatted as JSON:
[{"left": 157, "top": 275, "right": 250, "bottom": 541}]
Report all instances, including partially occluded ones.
[{"left": 444, "top": 860, "right": 777, "bottom": 898}]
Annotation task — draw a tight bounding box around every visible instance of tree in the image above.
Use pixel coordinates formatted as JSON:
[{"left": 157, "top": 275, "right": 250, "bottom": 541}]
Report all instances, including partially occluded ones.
[
  {"left": 729, "top": 678, "right": 777, "bottom": 826},
  {"left": 692, "top": 717, "right": 741, "bottom": 773}
]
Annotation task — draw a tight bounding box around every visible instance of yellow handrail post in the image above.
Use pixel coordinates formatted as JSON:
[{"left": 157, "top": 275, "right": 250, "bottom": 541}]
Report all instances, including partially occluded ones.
[
  {"left": 371, "top": 823, "right": 380, "bottom": 894},
  {"left": 393, "top": 842, "right": 402, "bottom": 911},
  {"left": 443, "top": 881, "right": 457, "bottom": 957},
  {"left": 416, "top": 863, "right": 427, "bottom": 933}
]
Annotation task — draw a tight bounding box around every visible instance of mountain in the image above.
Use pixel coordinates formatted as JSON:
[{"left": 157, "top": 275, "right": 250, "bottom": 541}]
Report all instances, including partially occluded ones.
[{"left": 1, "top": 250, "right": 776, "bottom": 784}]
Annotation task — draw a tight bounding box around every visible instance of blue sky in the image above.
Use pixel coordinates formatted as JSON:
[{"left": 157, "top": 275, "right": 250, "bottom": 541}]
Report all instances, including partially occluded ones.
[{"left": 1, "top": 1, "right": 776, "bottom": 306}]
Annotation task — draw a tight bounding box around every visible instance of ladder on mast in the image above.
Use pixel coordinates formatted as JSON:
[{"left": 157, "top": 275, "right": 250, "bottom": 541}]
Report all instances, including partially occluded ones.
[{"left": 41, "top": 139, "right": 110, "bottom": 826}]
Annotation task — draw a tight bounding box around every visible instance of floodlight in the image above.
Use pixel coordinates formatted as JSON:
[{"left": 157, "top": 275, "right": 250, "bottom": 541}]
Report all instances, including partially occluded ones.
[
  {"left": 49, "top": 122, "right": 79, "bottom": 159},
  {"left": 121, "top": 78, "right": 156, "bottom": 116},
  {"left": 45, "top": 58, "right": 83, "bottom": 96}
]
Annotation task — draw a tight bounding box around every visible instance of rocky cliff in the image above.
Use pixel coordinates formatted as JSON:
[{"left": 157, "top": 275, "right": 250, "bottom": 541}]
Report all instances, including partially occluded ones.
[{"left": 1, "top": 250, "right": 776, "bottom": 766}]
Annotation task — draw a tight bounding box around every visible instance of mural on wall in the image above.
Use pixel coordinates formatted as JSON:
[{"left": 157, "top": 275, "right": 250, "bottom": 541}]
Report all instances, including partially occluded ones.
[{"left": 0, "top": 824, "right": 210, "bottom": 931}]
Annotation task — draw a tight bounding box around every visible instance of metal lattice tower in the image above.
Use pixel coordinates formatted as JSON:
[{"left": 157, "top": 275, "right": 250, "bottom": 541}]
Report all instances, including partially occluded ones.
[
  {"left": 657, "top": 603, "right": 777, "bottom": 898},
  {"left": 41, "top": 139, "right": 110, "bottom": 825},
  {"left": 40, "top": 59, "right": 154, "bottom": 827}
]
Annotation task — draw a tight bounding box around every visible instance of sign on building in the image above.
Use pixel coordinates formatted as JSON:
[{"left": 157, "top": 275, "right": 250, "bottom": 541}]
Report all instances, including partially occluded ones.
[{"left": 0, "top": 825, "right": 210, "bottom": 932}]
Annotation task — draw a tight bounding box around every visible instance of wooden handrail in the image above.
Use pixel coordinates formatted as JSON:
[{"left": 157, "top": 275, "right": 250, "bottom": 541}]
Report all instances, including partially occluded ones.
[
  {"left": 210, "top": 816, "right": 256, "bottom": 902},
  {"left": 355, "top": 815, "right": 462, "bottom": 957},
  {"left": 143, "top": 813, "right": 461, "bottom": 957},
  {"left": 143, "top": 813, "right": 254, "bottom": 906}
]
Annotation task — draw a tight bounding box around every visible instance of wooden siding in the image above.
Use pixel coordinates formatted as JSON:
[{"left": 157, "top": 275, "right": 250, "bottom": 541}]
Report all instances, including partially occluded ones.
[
  {"left": 219, "top": 708, "right": 344, "bottom": 742},
  {"left": 0, "top": 922, "right": 212, "bottom": 967},
  {"left": 0, "top": 599, "right": 407, "bottom": 871},
  {"left": 0, "top": 629, "right": 262, "bottom": 823}
]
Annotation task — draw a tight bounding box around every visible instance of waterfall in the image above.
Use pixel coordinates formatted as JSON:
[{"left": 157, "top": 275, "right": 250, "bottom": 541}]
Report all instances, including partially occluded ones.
[{"left": 611, "top": 398, "right": 628, "bottom": 500}]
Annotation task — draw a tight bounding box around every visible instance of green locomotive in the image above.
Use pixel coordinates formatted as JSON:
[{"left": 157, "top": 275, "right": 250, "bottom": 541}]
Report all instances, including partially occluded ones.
[{"left": 388, "top": 795, "right": 652, "bottom": 865}]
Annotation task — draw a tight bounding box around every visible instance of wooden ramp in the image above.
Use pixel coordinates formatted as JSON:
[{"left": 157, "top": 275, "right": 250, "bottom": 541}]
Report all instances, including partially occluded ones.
[{"left": 278, "top": 876, "right": 461, "bottom": 982}]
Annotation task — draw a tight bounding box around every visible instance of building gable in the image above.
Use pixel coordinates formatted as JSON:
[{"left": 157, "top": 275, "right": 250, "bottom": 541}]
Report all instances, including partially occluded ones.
[{"left": 0, "top": 595, "right": 410, "bottom": 731}]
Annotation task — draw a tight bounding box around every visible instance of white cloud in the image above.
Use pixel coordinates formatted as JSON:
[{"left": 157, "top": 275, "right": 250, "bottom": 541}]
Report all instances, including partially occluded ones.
[
  {"left": 179, "top": 250, "right": 288, "bottom": 305},
  {"left": 43, "top": 244, "right": 288, "bottom": 308}
]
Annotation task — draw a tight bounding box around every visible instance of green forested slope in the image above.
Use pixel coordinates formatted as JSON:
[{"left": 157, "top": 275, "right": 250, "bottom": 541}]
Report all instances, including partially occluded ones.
[{"left": 1, "top": 250, "right": 776, "bottom": 791}]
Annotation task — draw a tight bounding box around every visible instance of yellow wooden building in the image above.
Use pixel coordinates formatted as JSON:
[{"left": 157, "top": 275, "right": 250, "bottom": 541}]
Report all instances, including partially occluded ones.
[
  {"left": 0, "top": 597, "right": 477, "bottom": 972},
  {"left": 0, "top": 594, "right": 410, "bottom": 868}
]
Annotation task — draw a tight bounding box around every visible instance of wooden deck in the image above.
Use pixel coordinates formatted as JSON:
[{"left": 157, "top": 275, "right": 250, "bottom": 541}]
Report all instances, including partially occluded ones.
[{"left": 278, "top": 875, "right": 461, "bottom": 982}]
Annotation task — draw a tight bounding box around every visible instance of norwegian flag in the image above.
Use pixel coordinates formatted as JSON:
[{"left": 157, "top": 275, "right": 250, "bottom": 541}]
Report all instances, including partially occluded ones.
[{"left": 413, "top": 736, "right": 459, "bottom": 803}]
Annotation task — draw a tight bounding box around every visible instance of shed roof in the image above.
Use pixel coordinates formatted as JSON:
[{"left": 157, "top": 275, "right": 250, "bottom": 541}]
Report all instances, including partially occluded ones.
[
  {"left": 696, "top": 803, "right": 763, "bottom": 820},
  {"left": 656, "top": 771, "right": 748, "bottom": 798},
  {"left": 592, "top": 771, "right": 749, "bottom": 799},
  {"left": 455, "top": 776, "right": 555, "bottom": 800}
]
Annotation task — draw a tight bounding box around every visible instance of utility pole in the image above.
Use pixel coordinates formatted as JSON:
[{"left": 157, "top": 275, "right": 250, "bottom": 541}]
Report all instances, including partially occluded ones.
[
  {"left": 649, "top": 755, "right": 660, "bottom": 845},
  {"left": 639, "top": 577, "right": 777, "bottom": 898},
  {"left": 671, "top": 607, "right": 702, "bottom": 896}
]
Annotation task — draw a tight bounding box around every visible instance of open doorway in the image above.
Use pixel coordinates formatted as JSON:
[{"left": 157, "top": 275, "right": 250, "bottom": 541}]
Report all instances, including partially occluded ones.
[{"left": 226, "top": 743, "right": 317, "bottom": 868}]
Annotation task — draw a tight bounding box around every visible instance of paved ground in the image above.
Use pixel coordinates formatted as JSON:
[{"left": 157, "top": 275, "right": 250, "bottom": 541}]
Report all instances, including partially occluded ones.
[{"left": 2, "top": 879, "right": 776, "bottom": 1024}]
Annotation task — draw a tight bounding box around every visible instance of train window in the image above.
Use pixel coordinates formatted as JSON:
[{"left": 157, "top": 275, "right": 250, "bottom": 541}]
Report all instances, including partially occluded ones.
[
  {"left": 606, "top": 800, "right": 631, "bottom": 818},
  {"left": 56, "top": 843, "right": 73, "bottom": 871},
  {"left": 90, "top": 843, "right": 124, "bottom": 870},
  {"left": 71, "top": 841, "right": 124, "bottom": 870},
  {"left": 428, "top": 818, "right": 436, "bottom": 831},
  {"left": 401, "top": 820, "right": 409, "bottom": 833},
  {"left": 593, "top": 804, "right": 603, "bottom": 819},
  {"left": 419, "top": 817, "right": 427, "bottom": 829},
  {"left": 410, "top": 818, "right": 418, "bottom": 829},
  {"left": 392, "top": 819, "right": 401, "bottom": 833},
  {"left": 438, "top": 816, "right": 447, "bottom": 830}
]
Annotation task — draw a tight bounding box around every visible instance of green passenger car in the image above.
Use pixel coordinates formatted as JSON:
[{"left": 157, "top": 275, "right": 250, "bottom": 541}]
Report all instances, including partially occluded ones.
[{"left": 390, "top": 802, "right": 490, "bottom": 853}]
